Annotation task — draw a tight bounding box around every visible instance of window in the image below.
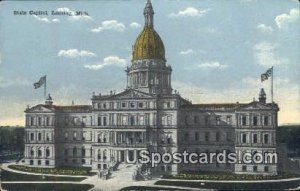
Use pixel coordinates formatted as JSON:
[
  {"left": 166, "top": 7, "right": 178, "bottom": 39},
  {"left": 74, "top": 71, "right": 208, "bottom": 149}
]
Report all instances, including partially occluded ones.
[
  {"left": 130, "top": 116, "right": 135, "bottom": 126},
  {"left": 205, "top": 132, "right": 210, "bottom": 142},
  {"left": 122, "top": 116, "right": 127, "bottom": 125},
  {"left": 138, "top": 102, "right": 144, "bottom": 108},
  {"left": 30, "top": 149, "right": 34, "bottom": 156},
  {"left": 253, "top": 166, "right": 258, "bottom": 172},
  {"left": 122, "top": 102, "right": 126, "bottom": 108},
  {"left": 253, "top": 134, "right": 258, "bottom": 143},
  {"left": 82, "top": 159, "right": 86, "bottom": 164},
  {"left": 98, "top": 117, "right": 102, "bottom": 126},
  {"left": 264, "top": 116, "right": 269, "bottom": 126},
  {"left": 73, "top": 132, "right": 77, "bottom": 141},
  {"left": 38, "top": 149, "right": 42, "bottom": 157},
  {"left": 82, "top": 148, "right": 85, "bottom": 157},
  {"left": 216, "top": 132, "right": 220, "bottom": 142},
  {"left": 64, "top": 117, "right": 69, "bottom": 125},
  {"left": 216, "top": 116, "right": 221, "bottom": 125},
  {"left": 30, "top": 133, "right": 34, "bottom": 141},
  {"left": 64, "top": 149, "right": 68, "bottom": 156},
  {"left": 242, "top": 133, "right": 247, "bottom": 143},
  {"left": 45, "top": 160, "right": 49, "bottom": 165},
  {"left": 167, "top": 116, "right": 172, "bottom": 125},
  {"left": 30, "top": 160, "right": 34, "bottom": 165},
  {"left": 264, "top": 134, "right": 269, "bottom": 144},
  {"left": 46, "top": 117, "right": 50, "bottom": 126},
  {"left": 38, "top": 133, "right": 42, "bottom": 141},
  {"left": 242, "top": 116, "right": 247, "bottom": 126},
  {"left": 98, "top": 134, "right": 101, "bottom": 143},
  {"left": 253, "top": 116, "right": 258, "bottom": 126},
  {"left": 205, "top": 116, "right": 210, "bottom": 125},
  {"left": 166, "top": 102, "right": 171, "bottom": 108},
  {"left": 46, "top": 148, "right": 50, "bottom": 157},
  {"left": 97, "top": 103, "right": 101, "bottom": 109},
  {"left": 242, "top": 165, "right": 247, "bottom": 172},
  {"left": 195, "top": 132, "right": 199, "bottom": 141},
  {"left": 103, "top": 103, "right": 107, "bottom": 109},
  {"left": 264, "top": 166, "right": 269, "bottom": 172},
  {"left": 139, "top": 116, "right": 145, "bottom": 125},
  {"left": 30, "top": 117, "right": 35, "bottom": 126},
  {"left": 130, "top": 102, "right": 135, "bottom": 108},
  {"left": 226, "top": 116, "right": 232, "bottom": 125},
  {"left": 64, "top": 132, "right": 68, "bottom": 141},
  {"left": 38, "top": 160, "right": 41, "bottom": 165},
  {"left": 38, "top": 117, "right": 42, "bottom": 126},
  {"left": 103, "top": 117, "right": 107, "bottom": 126},
  {"left": 167, "top": 136, "right": 171, "bottom": 144},
  {"left": 103, "top": 135, "right": 107, "bottom": 143},
  {"left": 46, "top": 133, "right": 50, "bottom": 141},
  {"left": 184, "top": 132, "right": 189, "bottom": 141}
]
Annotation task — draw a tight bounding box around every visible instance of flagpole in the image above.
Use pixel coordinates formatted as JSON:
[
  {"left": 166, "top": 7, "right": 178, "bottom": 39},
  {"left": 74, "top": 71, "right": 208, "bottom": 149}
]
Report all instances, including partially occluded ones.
[
  {"left": 271, "top": 66, "right": 273, "bottom": 103},
  {"left": 44, "top": 75, "right": 47, "bottom": 100}
]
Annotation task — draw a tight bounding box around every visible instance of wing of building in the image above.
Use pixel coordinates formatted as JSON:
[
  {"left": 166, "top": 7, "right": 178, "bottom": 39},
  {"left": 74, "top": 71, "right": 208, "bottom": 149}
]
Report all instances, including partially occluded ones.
[{"left": 23, "top": 0, "right": 280, "bottom": 176}]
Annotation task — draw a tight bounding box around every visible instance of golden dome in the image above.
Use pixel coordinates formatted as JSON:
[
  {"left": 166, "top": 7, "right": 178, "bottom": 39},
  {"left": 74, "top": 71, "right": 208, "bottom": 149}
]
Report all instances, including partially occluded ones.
[{"left": 132, "top": 26, "right": 165, "bottom": 61}]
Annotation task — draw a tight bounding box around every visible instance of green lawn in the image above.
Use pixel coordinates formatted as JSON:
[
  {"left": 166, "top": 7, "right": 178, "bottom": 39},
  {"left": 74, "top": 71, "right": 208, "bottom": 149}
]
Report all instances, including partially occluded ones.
[
  {"left": 1, "top": 170, "right": 86, "bottom": 181},
  {"left": 9, "top": 165, "right": 96, "bottom": 176},
  {"left": 162, "top": 171, "right": 299, "bottom": 180},
  {"left": 2, "top": 183, "right": 94, "bottom": 191}
]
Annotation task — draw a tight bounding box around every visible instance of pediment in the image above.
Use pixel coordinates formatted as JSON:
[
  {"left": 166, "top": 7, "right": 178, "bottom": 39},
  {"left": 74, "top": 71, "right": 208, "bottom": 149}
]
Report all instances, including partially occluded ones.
[
  {"left": 112, "top": 89, "right": 154, "bottom": 99},
  {"left": 26, "top": 105, "right": 54, "bottom": 113},
  {"left": 239, "top": 102, "right": 272, "bottom": 110}
]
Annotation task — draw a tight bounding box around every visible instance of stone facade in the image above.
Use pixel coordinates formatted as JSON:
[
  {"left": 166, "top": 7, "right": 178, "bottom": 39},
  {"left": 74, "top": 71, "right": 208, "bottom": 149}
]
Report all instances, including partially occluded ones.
[{"left": 23, "top": 0, "right": 279, "bottom": 176}]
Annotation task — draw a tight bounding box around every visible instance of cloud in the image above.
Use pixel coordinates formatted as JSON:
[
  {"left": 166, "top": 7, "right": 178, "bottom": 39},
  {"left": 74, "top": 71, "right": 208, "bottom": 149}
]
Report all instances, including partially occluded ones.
[
  {"left": 253, "top": 42, "right": 287, "bottom": 66},
  {"left": 130, "top": 22, "right": 141, "bottom": 29},
  {"left": 275, "top": 8, "right": 299, "bottom": 29},
  {"left": 91, "top": 20, "right": 126, "bottom": 33},
  {"left": 56, "top": 7, "right": 93, "bottom": 21},
  {"left": 180, "top": 49, "right": 194, "bottom": 55},
  {"left": 197, "top": 62, "right": 228, "bottom": 69},
  {"left": 257, "top": 24, "right": 273, "bottom": 33},
  {"left": 33, "top": 15, "right": 60, "bottom": 23},
  {"left": 84, "top": 56, "right": 127, "bottom": 70},
  {"left": 169, "top": 7, "right": 210, "bottom": 17},
  {"left": 58, "top": 49, "right": 96, "bottom": 58}
]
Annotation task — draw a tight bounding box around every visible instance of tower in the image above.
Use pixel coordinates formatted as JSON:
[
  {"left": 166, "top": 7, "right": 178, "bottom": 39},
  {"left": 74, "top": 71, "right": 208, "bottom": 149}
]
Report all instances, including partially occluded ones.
[
  {"left": 128, "top": 0, "right": 172, "bottom": 94},
  {"left": 259, "top": 88, "right": 266, "bottom": 104}
]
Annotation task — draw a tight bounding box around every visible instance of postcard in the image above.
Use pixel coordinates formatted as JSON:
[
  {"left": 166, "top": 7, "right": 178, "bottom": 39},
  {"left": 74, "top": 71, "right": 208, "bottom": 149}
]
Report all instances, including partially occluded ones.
[{"left": 0, "top": 0, "right": 299, "bottom": 191}]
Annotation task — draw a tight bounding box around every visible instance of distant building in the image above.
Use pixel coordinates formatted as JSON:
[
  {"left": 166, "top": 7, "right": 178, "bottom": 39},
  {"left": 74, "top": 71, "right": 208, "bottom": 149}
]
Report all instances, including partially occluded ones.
[{"left": 23, "top": 0, "right": 279, "bottom": 176}]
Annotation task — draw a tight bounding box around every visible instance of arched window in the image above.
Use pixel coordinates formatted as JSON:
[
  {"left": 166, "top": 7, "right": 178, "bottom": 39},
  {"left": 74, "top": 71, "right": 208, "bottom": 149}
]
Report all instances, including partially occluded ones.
[
  {"left": 103, "top": 149, "right": 107, "bottom": 160},
  {"left": 103, "top": 134, "right": 107, "bottom": 143},
  {"left": 38, "top": 148, "right": 42, "bottom": 157},
  {"left": 97, "top": 149, "right": 101, "bottom": 160},
  {"left": 82, "top": 147, "right": 85, "bottom": 157},
  {"left": 30, "top": 148, "right": 34, "bottom": 156},
  {"left": 46, "top": 148, "right": 50, "bottom": 157}
]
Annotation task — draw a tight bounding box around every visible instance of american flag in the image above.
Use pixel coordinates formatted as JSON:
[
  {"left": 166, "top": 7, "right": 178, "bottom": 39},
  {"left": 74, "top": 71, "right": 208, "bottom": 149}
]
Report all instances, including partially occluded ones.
[
  {"left": 33, "top": 75, "right": 46, "bottom": 89},
  {"left": 261, "top": 67, "right": 273, "bottom": 82}
]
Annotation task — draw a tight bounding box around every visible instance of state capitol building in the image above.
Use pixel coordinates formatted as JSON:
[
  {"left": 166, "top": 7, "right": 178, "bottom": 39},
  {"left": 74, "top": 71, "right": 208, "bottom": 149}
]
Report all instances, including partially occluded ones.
[{"left": 23, "top": 0, "right": 279, "bottom": 177}]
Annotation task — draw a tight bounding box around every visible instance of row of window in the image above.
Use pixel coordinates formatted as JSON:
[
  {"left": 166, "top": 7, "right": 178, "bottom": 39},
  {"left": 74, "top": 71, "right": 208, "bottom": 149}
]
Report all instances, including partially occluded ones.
[
  {"left": 64, "top": 147, "right": 90, "bottom": 157},
  {"left": 184, "top": 115, "right": 232, "bottom": 126},
  {"left": 183, "top": 131, "right": 232, "bottom": 142},
  {"left": 97, "top": 115, "right": 150, "bottom": 126},
  {"left": 240, "top": 115, "right": 270, "bottom": 126},
  {"left": 242, "top": 165, "right": 270, "bottom": 172},
  {"left": 29, "top": 132, "right": 52, "bottom": 142},
  {"left": 29, "top": 148, "right": 51, "bottom": 157},
  {"left": 241, "top": 133, "right": 270, "bottom": 144},
  {"left": 28, "top": 116, "right": 53, "bottom": 126},
  {"left": 29, "top": 159, "right": 50, "bottom": 166}
]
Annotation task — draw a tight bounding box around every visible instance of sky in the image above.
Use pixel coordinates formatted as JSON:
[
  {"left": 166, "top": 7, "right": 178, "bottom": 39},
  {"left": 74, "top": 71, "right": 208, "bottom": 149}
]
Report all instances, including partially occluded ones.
[{"left": 0, "top": 0, "right": 299, "bottom": 126}]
